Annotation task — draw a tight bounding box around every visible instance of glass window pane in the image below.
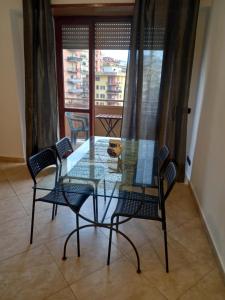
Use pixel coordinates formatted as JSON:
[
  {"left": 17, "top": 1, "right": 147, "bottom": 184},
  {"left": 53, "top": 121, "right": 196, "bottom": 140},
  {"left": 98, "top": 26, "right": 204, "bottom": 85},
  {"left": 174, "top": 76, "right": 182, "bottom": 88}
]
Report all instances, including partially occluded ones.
[
  {"left": 95, "top": 50, "right": 128, "bottom": 107},
  {"left": 63, "top": 50, "right": 89, "bottom": 109}
]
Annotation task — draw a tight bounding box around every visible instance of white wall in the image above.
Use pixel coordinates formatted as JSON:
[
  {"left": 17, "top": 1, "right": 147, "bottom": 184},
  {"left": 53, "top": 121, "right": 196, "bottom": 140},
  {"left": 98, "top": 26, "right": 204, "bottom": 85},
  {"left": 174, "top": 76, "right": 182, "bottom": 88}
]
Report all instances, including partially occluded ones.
[
  {"left": 186, "top": 7, "right": 210, "bottom": 179},
  {"left": 0, "top": 0, "right": 25, "bottom": 158},
  {"left": 0, "top": 0, "right": 134, "bottom": 159},
  {"left": 190, "top": 0, "right": 225, "bottom": 272}
]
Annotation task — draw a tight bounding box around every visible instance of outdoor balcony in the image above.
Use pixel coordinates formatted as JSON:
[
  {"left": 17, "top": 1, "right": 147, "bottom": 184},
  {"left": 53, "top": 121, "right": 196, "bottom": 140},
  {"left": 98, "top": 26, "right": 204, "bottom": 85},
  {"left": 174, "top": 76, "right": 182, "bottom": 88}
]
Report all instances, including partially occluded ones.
[
  {"left": 107, "top": 89, "right": 122, "bottom": 93},
  {"left": 67, "top": 56, "right": 82, "bottom": 62},
  {"left": 67, "top": 88, "right": 83, "bottom": 94},
  {"left": 64, "top": 98, "right": 123, "bottom": 141},
  {"left": 67, "top": 67, "right": 77, "bottom": 73},
  {"left": 108, "top": 83, "right": 120, "bottom": 86},
  {"left": 67, "top": 78, "right": 82, "bottom": 84}
]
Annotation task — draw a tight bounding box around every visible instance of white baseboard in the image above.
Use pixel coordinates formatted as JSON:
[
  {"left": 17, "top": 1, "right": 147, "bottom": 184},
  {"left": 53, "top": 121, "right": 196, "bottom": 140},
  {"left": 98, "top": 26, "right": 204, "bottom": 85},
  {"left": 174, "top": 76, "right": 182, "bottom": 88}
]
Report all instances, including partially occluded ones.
[{"left": 189, "top": 181, "right": 225, "bottom": 277}]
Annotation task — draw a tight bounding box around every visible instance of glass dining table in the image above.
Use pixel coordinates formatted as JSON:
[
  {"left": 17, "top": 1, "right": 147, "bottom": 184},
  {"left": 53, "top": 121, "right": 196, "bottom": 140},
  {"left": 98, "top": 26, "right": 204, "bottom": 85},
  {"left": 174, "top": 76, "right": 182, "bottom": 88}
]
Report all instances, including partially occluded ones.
[{"left": 35, "top": 136, "right": 158, "bottom": 272}]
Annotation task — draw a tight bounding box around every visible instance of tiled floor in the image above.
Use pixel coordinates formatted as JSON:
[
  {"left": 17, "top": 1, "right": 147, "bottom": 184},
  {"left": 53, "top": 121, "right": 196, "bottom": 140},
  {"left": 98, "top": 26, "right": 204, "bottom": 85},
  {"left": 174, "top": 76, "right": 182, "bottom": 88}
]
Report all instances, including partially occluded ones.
[{"left": 0, "top": 162, "right": 224, "bottom": 300}]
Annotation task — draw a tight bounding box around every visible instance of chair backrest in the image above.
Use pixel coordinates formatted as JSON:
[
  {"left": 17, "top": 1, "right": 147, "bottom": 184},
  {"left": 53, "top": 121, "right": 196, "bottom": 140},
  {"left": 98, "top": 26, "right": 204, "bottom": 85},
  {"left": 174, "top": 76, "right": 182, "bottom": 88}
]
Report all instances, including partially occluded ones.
[
  {"left": 65, "top": 112, "right": 74, "bottom": 130},
  {"left": 55, "top": 137, "right": 73, "bottom": 162},
  {"left": 158, "top": 145, "right": 170, "bottom": 172},
  {"left": 160, "top": 161, "right": 176, "bottom": 202},
  {"left": 65, "top": 112, "right": 88, "bottom": 131},
  {"left": 27, "top": 148, "right": 57, "bottom": 183}
]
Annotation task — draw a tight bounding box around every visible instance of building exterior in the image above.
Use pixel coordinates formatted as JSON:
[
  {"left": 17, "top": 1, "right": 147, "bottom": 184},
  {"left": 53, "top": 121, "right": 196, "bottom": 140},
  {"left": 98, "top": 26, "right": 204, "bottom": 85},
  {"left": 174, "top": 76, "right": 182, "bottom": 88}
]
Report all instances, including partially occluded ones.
[
  {"left": 63, "top": 49, "right": 127, "bottom": 108},
  {"left": 63, "top": 49, "right": 89, "bottom": 109},
  {"left": 95, "top": 65, "right": 126, "bottom": 106}
]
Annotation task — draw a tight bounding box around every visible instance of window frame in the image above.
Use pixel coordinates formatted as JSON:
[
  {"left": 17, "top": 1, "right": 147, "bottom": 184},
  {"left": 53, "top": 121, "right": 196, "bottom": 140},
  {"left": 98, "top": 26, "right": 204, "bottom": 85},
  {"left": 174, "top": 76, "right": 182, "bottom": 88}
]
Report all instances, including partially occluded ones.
[{"left": 54, "top": 16, "right": 131, "bottom": 138}]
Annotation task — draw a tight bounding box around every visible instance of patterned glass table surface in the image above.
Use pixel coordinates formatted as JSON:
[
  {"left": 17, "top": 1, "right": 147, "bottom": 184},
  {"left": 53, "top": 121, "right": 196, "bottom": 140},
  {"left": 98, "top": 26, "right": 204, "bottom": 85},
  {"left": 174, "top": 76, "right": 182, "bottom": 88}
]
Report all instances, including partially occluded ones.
[{"left": 35, "top": 136, "right": 158, "bottom": 199}]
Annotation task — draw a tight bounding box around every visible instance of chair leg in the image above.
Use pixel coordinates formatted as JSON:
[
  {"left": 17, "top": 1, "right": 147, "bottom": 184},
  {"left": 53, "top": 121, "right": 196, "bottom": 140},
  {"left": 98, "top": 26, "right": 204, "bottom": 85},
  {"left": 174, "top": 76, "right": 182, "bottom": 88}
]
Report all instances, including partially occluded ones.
[
  {"left": 74, "top": 132, "right": 77, "bottom": 145},
  {"left": 76, "top": 214, "right": 80, "bottom": 257},
  {"left": 95, "top": 194, "right": 98, "bottom": 222},
  {"left": 51, "top": 204, "right": 55, "bottom": 221},
  {"left": 93, "top": 195, "right": 97, "bottom": 222},
  {"left": 71, "top": 132, "right": 76, "bottom": 145},
  {"left": 107, "top": 217, "right": 114, "bottom": 265},
  {"left": 55, "top": 204, "right": 58, "bottom": 217},
  {"left": 163, "top": 223, "right": 169, "bottom": 273},
  {"left": 30, "top": 199, "right": 36, "bottom": 244},
  {"left": 116, "top": 216, "right": 119, "bottom": 232}
]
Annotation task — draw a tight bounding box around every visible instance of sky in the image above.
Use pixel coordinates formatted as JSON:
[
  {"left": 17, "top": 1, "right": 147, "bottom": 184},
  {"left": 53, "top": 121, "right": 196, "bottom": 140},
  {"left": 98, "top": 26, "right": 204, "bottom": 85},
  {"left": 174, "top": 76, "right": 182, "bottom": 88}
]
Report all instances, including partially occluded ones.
[{"left": 101, "top": 50, "right": 128, "bottom": 62}]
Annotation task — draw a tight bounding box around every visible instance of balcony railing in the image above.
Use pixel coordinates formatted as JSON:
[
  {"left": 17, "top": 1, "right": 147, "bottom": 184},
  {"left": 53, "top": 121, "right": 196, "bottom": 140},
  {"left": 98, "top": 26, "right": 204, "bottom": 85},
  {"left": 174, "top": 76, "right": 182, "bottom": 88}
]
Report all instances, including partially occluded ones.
[
  {"left": 67, "top": 56, "right": 82, "bottom": 62},
  {"left": 67, "top": 88, "right": 83, "bottom": 94},
  {"left": 108, "top": 83, "right": 120, "bottom": 86},
  {"left": 64, "top": 97, "right": 124, "bottom": 108},
  {"left": 65, "top": 98, "right": 159, "bottom": 113},
  {"left": 107, "top": 89, "right": 122, "bottom": 93},
  {"left": 67, "top": 78, "right": 82, "bottom": 84},
  {"left": 67, "top": 68, "right": 77, "bottom": 73}
]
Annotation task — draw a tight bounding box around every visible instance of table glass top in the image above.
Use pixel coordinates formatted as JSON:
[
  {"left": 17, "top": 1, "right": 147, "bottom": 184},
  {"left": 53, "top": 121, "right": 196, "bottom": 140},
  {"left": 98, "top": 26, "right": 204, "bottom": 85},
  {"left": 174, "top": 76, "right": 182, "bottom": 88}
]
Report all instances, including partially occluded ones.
[{"left": 35, "top": 137, "right": 158, "bottom": 198}]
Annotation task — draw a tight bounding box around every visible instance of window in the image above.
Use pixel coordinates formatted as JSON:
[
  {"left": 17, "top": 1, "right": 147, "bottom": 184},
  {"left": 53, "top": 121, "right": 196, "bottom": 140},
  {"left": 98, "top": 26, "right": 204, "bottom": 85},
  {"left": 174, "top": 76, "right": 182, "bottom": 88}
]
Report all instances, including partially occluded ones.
[{"left": 56, "top": 17, "right": 132, "bottom": 139}]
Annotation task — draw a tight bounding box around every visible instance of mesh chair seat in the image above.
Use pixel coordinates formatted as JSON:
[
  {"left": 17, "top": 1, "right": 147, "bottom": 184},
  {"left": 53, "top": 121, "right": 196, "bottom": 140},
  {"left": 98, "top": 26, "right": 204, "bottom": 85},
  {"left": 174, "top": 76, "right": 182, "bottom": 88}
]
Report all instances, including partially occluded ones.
[
  {"left": 37, "top": 184, "right": 94, "bottom": 212},
  {"left": 113, "top": 191, "right": 160, "bottom": 220}
]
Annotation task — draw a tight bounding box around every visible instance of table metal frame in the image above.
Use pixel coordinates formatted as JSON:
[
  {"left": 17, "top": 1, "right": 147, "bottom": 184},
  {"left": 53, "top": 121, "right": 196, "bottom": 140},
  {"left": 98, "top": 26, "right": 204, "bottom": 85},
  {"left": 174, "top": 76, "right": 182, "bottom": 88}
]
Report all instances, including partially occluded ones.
[{"left": 35, "top": 137, "right": 158, "bottom": 273}]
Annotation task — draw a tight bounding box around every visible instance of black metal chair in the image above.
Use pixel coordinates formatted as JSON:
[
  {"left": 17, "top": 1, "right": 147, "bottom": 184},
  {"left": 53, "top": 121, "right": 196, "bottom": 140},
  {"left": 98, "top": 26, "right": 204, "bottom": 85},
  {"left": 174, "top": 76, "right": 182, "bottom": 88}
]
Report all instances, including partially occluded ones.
[
  {"left": 158, "top": 144, "right": 170, "bottom": 174},
  {"left": 107, "top": 161, "right": 176, "bottom": 273},
  {"left": 27, "top": 148, "right": 94, "bottom": 257},
  {"left": 116, "top": 144, "right": 170, "bottom": 230},
  {"left": 55, "top": 136, "right": 98, "bottom": 223},
  {"left": 55, "top": 137, "right": 73, "bottom": 162}
]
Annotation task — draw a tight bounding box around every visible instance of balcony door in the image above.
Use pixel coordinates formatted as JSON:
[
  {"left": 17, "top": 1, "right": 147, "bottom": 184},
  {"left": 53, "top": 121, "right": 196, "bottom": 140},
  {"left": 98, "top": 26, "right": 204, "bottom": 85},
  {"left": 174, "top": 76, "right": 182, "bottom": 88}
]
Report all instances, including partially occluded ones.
[{"left": 55, "top": 17, "right": 131, "bottom": 147}]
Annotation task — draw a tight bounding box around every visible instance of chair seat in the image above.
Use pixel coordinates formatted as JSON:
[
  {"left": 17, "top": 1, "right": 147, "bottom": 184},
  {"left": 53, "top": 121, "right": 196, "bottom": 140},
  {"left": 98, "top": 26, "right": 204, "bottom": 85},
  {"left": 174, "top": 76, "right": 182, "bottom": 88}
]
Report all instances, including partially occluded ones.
[
  {"left": 37, "top": 184, "right": 94, "bottom": 212},
  {"left": 71, "top": 126, "right": 89, "bottom": 132},
  {"left": 113, "top": 191, "right": 160, "bottom": 220}
]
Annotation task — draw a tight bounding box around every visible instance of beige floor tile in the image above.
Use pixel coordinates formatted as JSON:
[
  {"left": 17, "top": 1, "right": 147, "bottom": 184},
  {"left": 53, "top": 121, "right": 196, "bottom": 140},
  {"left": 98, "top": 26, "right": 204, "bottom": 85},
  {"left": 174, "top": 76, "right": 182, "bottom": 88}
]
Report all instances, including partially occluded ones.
[
  {"left": 165, "top": 200, "right": 198, "bottom": 232},
  {"left": 34, "top": 206, "right": 88, "bottom": 242},
  {"left": 3, "top": 164, "right": 33, "bottom": 195},
  {"left": 180, "top": 268, "right": 225, "bottom": 300},
  {"left": 8, "top": 177, "right": 33, "bottom": 195},
  {"left": 0, "top": 215, "right": 40, "bottom": 261},
  {"left": 160, "top": 183, "right": 198, "bottom": 231},
  {"left": 125, "top": 235, "right": 215, "bottom": 300},
  {"left": 46, "top": 227, "right": 123, "bottom": 284},
  {"left": 0, "top": 245, "right": 67, "bottom": 300},
  {"left": 169, "top": 183, "right": 196, "bottom": 207},
  {"left": 46, "top": 287, "right": 77, "bottom": 300},
  {"left": 70, "top": 258, "right": 167, "bottom": 300},
  {"left": 100, "top": 218, "right": 160, "bottom": 255},
  {"left": 169, "top": 217, "right": 214, "bottom": 260},
  {"left": 0, "top": 180, "right": 16, "bottom": 200},
  {"left": 0, "top": 164, "right": 222, "bottom": 300},
  {"left": 80, "top": 195, "right": 107, "bottom": 219},
  {"left": 0, "top": 195, "right": 27, "bottom": 224},
  {"left": 18, "top": 190, "right": 53, "bottom": 215}
]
